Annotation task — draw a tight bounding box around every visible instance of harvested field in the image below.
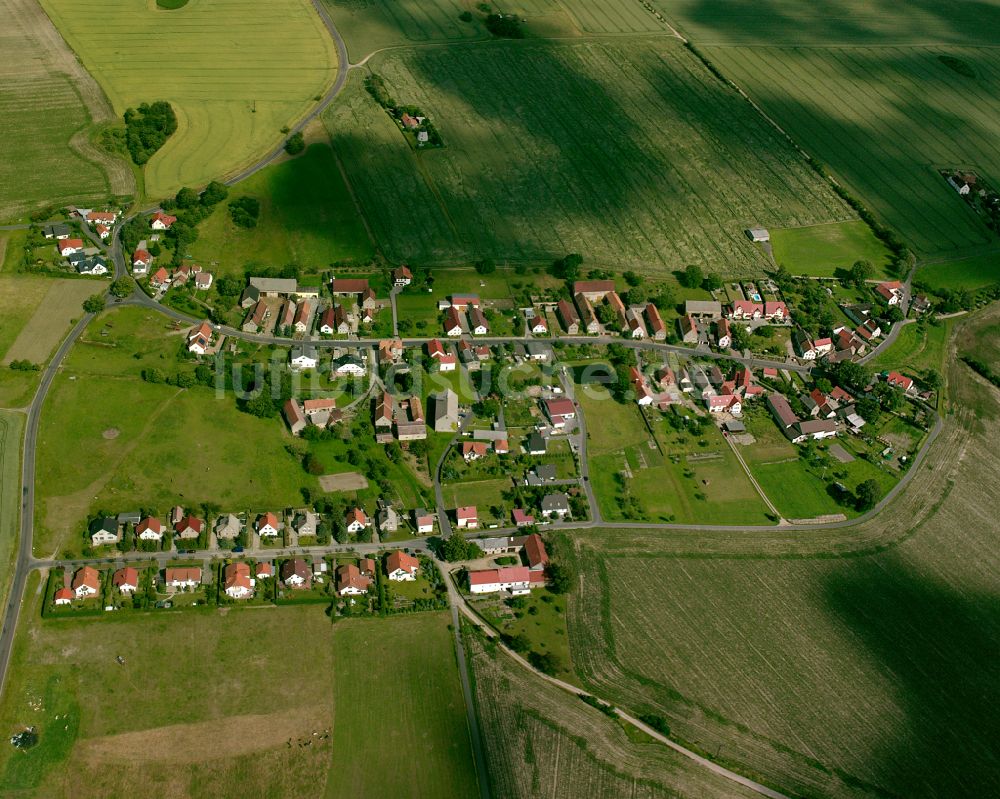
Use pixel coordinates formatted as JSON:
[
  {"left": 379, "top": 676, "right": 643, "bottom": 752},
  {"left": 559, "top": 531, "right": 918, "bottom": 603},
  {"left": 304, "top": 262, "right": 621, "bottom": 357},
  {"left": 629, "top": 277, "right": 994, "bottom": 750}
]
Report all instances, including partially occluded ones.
[
  {"left": 0, "top": 0, "right": 131, "bottom": 220},
  {"left": 2, "top": 280, "right": 94, "bottom": 365},
  {"left": 318, "top": 471, "right": 369, "bottom": 492},
  {"left": 326, "top": 40, "right": 851, "bottom": 275}
]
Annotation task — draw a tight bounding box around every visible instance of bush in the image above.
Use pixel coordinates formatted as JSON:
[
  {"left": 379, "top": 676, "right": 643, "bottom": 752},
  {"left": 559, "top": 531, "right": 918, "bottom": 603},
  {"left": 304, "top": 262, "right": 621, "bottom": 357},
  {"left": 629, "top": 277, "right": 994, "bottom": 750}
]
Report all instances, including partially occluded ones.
[
  {"left": 229, "top": 196, "right": 260, "bottom": 229},
  {"left": 9, "top": 360, "right": 39, "bottom": 372},
  {"left": 123, "top": 101, "right": 177, "bottom": 165},
  {"left": 284, "top": 131, "right": 305, "bottom": 156},
  {"left": 485, "top": 12, "right": 524, "bottom": 38},
  {"left": 83, "top": 294, "right": 105, "bottom": 313}
]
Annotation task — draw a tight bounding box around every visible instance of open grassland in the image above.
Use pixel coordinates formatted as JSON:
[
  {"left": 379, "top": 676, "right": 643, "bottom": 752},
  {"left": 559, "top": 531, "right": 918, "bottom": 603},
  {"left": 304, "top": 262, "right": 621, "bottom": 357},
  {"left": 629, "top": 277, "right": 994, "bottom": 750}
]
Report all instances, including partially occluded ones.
[
  {"left": 707, "top": 45, "right": 1000, "bottom": 258},
  {"left": 870, "top": 319, "right": 952, "bottom": 378},
  {"left": 40, "top": 0, "right": 337, "bottom": 198},
  {"left": 0, "top": 0, "right": 132, "bottom": 221},
  {"left": 561, "top": 320, "right": 1000, "bottom": 799},
  {"left": 0, "top": 411, "right": 24, "bottom": 613},
  {"left": 917, "top": 252, "right": 1000, "bottom": 291},
  {"left": 325, "top": 41, "right": 850, "bottom": 274},
  {"left": 769, "top": 220, "right": 892, "bottom": 277},
  {"left": 468, "top": 630, "right": 759, "bottom": 799},
  {"left": 188, "top": 144, "right": 373, "bottom": 276},
  {"left": 326, "top": 613, "right": 479, "bottom": 798}
]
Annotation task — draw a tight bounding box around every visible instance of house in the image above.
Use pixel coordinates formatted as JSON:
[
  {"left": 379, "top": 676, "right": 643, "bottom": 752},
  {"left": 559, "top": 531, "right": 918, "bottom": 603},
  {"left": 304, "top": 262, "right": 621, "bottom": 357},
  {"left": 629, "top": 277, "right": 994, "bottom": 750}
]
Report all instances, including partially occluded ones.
[
  {"left": 678, "top": 315, "right": 698, "bottom": 344},
  {"left": 277, "top": 300, "right": 297, "bottom": 331},
  {"left": 360, "top": 287, "right": 378, "bottom": 312},
  {"left": 249, "top": 276, "right": 306, "bottom": 297},
  {"left": 875, "top": 281, "right": 904, "bottom": 305},
  {"left": 413, "top": 509, "right": 435, "bottom": 534},
  {"left": 54, "top": 587, "right": 73, "bottom": 606},
  {"left": 530, "top": 315, "right": 548, "bottom": 335},
  {"left": 764, "top": 301, "right": 789, "bottom": 322},
  {"left": 572, "top": 280, "right": 615, "bottom": 301},
  {"left": 174, "top": 515, "right": 203, "bottom": 540},
  {"left": 526, "top": 341, "right": 550, "bottom": 361},
  {"left": 89, "top": 517, "right": 119, "bottom": 546},
  {"left": 57, "top": 238, "right": 85, "bottom": 256},
  {"left": 150, "top": 211, "right": 177, "bottom": 230},
  {"left": 527, "top": 464, "right": 557, "bottom": 485},
  {"left": 164, "top": 567, "right": 201, "bottom": 589},
  {"left": 520, "top": 533, "right": 549, "bottom": 570},
  {"left": 318, "top": 306, "right": 339, "bottom": 335},
  {"left": 393, "top": 265, "right": 413, "bottom": 286},
  {"left": 463, "top": 441, "right": 489, "bottom": 461},
  {"left": 283, "top": 398, "right": 307, "bottom": 435},
  {"left": 345, "top": 508, "right": 369, "bottom": 533},
  {"left": 42, "top": 223, "right": 71, "bottom": 239},
  {"left": 494, "top": 438, "right": 509, "bottom": 455},
  {"left": 793, "top": 419, "right": 839, "bottom": 442},
  {"left": 255, "top": 562, "right": 274, "bottom": 580},
  {"left": 574, "top": 293, "right": 601, "bottom": 334},
  {"left": 215, "top": 513, "right": 242, "bottom": 541},
  {"left": 545, "top": 397, "right": 576, "bottom": 428},
  {"left": 444, "top": 307, "right": 464, "bottom": 337},
  {"left": 281, "top": 559, "right": 311, "bottom": 589},
  {"left": 512, "top": 509, "right": 535, "bottom": 528},
  {"left": 469, "top": 566, "right": 534, "bottom": 595},
  {"left": 541, "top": 493, "right": 571, "bottom": 519},
  {"left": 374, "top": 391, "right": 393, "bottom": 436},
  {"left": 303, "top": 398, "right": 337, "bottom": 418},
  {"left": 242, "top": 299, "right": 268, "bottom": 333},
  {"left": 256, "top": 512, "right": 281, "bottom": 537},
  {"left": 948, "top": 174, "right": 973, "bottom": 195},
  {"left": 358, "top": 558, "right": 375, "bottom": 577},
  {"left": 626, "top": 310, "right": 647, "bottom": 339},
  {"left": 330, "top": 278, "right": 370, "bottom": 296},
  {"left": 86, "top": 211, "right": 118, "bottom": 226},
  {"left": 395, "top": 395, "right": 427, "bottom": 440},
  {"left": 557, "top": 299, "right": 580, "bottom": 334},
  {"left": 187, "top": 321, "right": 214, "bottom": 355},
  {"left": 605, "top": 292, "right": 627, "bottom": 327},
  {"left": 76, "top": 256, "right": 109, "bottom": 276},
  {"left": 469, "top": 306, "right": 489, "bottom": 335},
  {"left": 94, "top": 224, "right": 111, "bottom": 239},
  {"left": 72, "top": 566, "right": 101, "bottom": 598},
  {"left": 716, "top": 318, "right": 732, "bottom": 349},
  {"left": 333, "top": 355, "right": 365, "bottom": 376},
  {"left": 379, "top": 338, "right": 404, "bottom": 364},
  {"left": 685, "top": 300, "right": 722, "bottom": 319},
  {"left": 707, "top": 394, "right": 742, "bottom": 415},
  {"left": 293, "top": 301, "right": 312, "bottom": 333},
  {"left": 526, "top": 432, "right": 547, "bottom": 455},
  {"left": 224, "top": 562, "right": 254, "bottom": 599},
  {"left": 386, "top": 550, "right": 419, "bottom": 581},
  {"left": 132, "top": 249, "right": 151, "bottom": 273},
  {"left": 630, "top": 367, "right": 654, "bottom": 406},
  {"left": 745, "top": 226, "right": 769, "bottom": 242},
  {"left": 645, "top": 303, "right": 666, "bottom": 340},
  {"left": 886, "top": 371, "right": 915, "bottom": 392},
  {"left": 337, "top": 564, "right": 371, "bottom": 596},
  {"left": 730, "top": 300, "right": 763, "bottom": 320},
  {"left": 377, "top": 505, "right": 399, "bottom": 534},
  {"left": 767, "top": 392, "right": 799, "bottom": 432},
  {"left": 450, "top": 293, "right": 481, "bottom": 310},
  {"left": 149, "top": 267, "right": 171, "bottom": 291},
  {"left": 289, "top": 345, "right": 319, "bottom": 370},
  {"left": 136, "top": 516, "right": 163, "bottom": 541},
  {"left": 455, "top": 506, "right": 478, "bottom": 529}
]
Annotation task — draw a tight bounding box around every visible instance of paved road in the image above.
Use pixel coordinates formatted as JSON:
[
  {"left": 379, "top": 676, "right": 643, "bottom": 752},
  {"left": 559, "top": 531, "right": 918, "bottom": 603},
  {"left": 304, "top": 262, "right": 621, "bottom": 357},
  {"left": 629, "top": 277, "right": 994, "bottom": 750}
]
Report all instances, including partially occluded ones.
[{"left": 0, "top": 313, "right": 93, "bottom": 694}]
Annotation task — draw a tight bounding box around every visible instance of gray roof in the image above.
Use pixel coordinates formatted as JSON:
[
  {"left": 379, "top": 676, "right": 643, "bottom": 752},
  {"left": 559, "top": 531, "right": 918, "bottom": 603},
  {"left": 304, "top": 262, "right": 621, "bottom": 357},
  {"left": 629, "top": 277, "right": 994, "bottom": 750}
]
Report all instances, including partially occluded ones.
[
  {"left": 44, "top": 223, "right": 71, "bottom": 237},
  {"left": 533, "top": 464, "right": 557, "bottom": 480},
  {"left": 291, "top": 345, "right": 318, "bottom": 360},
  {"left": 541, "top": 493, "right": 570, "bottom": 511},
  {"left": 527, "top": 432, "right": 547, "bottom": 452},
  {"left": 117, "top": 511, "right": 142, "bottom": 524},
  {"left": 91, "top": 517, "right": 117, "bottom": 535},
  {"left": 249, "top": 277, "right": 297, "bottom": 293},
  {"left": 684, "top": 300, "right": 722, "bottom": 316}
]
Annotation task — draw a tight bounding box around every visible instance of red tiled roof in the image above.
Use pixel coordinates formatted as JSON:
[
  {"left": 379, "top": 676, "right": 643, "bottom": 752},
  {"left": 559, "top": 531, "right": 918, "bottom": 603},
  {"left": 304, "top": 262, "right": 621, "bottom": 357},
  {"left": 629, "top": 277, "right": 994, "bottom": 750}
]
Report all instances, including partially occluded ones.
[
  {"left": 522, "top": 533, "right": 548, "bottom": 567},
  {"left": 386, "top": 550, "right": 419, "bottom": 575},
  {"left": 113, "top": 567, "right": 139, "bottom": 588}
]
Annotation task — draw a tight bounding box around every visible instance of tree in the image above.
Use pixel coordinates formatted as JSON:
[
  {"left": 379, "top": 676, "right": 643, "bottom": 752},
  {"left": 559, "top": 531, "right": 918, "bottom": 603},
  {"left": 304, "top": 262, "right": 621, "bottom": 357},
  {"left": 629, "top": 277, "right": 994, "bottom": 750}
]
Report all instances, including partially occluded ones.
[
  {"left": 175, "top": 186, "right": 199, "bottom": 209},
  {"left": 284, "top": 131, "right": 305, "bottom": 155},
  {"left": 200, "top": 180, "right": 229, "bottom": 207},
  {"left": 855, "top": 479, "right": 880, "bottom": 511},
  {"left": 701, "top": 273, "right": 723, "bottom": 292},
  {"left": 243, "top": 392, "right": 275, "bottom": 418},
  {"left": 528, "top": 650, "right": 561, "bottom": 675},
  {"left": 623, "top": 270, "right": 643, "bottom": 287},
  {"left": 441, "top": 531, "right": 483, "bottom": 562},
  {"left": 849, "top": 259, "right": 874, "bottom": 288},
  {"left": 922, "top": 368, "right": 942, "bottom": 391},
  {"left": 174, "top": 371, "right": 195, "bottom": 389},
  {"left": 229, "top": 197, "right": 260, "bottom": 229},
  {"left": 551, "top": 253, "right": 583, "bottom": 282},
  {"left": 680, "top": 264, "right": 703, "bottom": 289},
  {"left": 545, "top": 562, "right": 574, "bottom": 594},
  {"left": 475, "top": 258, "right": 496, "bottom": 275},
  {"left": 83, "top": 294, "right": 105, "bottom": 313},
  {"left": 109, "top": 277, "right": 133, "bottom": 298}
]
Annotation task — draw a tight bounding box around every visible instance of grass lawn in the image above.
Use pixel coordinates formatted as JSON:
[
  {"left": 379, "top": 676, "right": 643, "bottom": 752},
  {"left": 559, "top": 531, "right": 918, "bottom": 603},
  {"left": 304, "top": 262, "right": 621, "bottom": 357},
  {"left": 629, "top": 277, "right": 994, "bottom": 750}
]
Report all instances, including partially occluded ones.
[
  {"left": 576, "top": 387, "right": 650, "bottom": 456},
  {"left": 326, "top": 612, "right": 480, "bottom": 798},
  {"left": 770, "top": 220, "right": 892, "bottom": 278},
  {"left": 917, "top": 253, "right": 1000, "bottom": 292},
  {"left": 442, "top": 478, "right": 509, "bottom": 520},
  {"left": 325, "top": 40, "right": 849, "bottom": 275},
  {"left": 188, "top": 144, "right": 373, "bottom": 277},
  {"left": 870, "top": 319, "right": 952, "bottom": 378},
  {"left": 40, "top": 0, "right": 337, "bottom": 198}
]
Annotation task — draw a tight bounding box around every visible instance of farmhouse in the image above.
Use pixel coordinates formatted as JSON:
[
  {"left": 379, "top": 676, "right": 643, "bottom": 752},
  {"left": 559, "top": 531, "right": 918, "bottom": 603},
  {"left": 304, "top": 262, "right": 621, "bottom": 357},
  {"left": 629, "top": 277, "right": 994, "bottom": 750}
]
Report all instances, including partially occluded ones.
[
  {"left": 469, "top": 566, "right": 543, "bottom": 596},
  {"left": 386, "top": 551, "right": 420, "bottom": 581},
  {"left": 707, "top": 394, "right": 742, "bottom": 415},
  {"left": 469, "top": 306, "right": 489, "bottom": 335},
  {"left": 678, "top": 315, "right": 698, "bottom": 344},
  {"left": 283, "top": 398, "right": 307, "bottom": 435},
  {"left": 432, "top": 389, "right": 459, "bottom": 432},
  {"left": 875, "top": 281, "right": 904, "bottom": 305},
  {"left": 574, "top": 293, "right": 601, "bottom": 334},
  {"left": 644, "top": 303, "right": 666, "bottom": 340},
  {"left": 793, "top": 418, "right": 839, "bottom": 442},
  {"left": 767, "top": 392, "right": 799, "bottom": 432},
  {"left": 444, "top": 307, "right": 464, "bottom": 337},
  {"left": 557, "top": 299, "right": 580, "bottom": 334},
  {"left": 512, "top": 509, "right": 535, "bottom": 527},
  {"left": 72, "top": 566, "right": 101, "bottom": 598},
  {"left": 520, "top": 533, "right": 549, "bottom": 570},
  {"left": 379, "top": 338, "right": 404, "bottom": 364},
  {"left": 330, "top": 278, "right": 370, "bottom": 296},
  {"left": 573, "top": 280, "right": 615, "bottom": 301},
  {"left": 716, "top": 318, "right": 732, "bottom": 349},
  {"left": 450, "top": 293, "right": 481, "bottom": 310},
  {"left": 242, "top": 299, "right": 269, "bottom": 333},
  {"left": 685, "top": 300, "right": 722, "bottom": 319},
  {"left": 292, "top": 301, "right": 312, "bottom": 333},
  {"left": 224, "top": 562, "right": 254, "bottom": 599},
  {"left": 393, "top": 265, "right": 412, "bottom": 286}
]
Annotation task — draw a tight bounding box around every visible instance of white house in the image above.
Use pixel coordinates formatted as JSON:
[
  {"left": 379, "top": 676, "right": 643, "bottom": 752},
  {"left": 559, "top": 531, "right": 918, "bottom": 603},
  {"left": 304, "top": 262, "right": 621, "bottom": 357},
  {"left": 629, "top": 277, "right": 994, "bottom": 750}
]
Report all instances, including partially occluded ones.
[
  {"left": 136, "top": 517, "right": 163, "bottom": 541},
  {"left": 290, "top": 346, "right": 319, "bottom": 370},
  {"left": 386, "top": 551, "right": 419, "bottom": 581},
  {"left": 256, "top": 512, "right": 281, "bottom": 537},
  {"left": 469, "top": 566, "right": 534, "bottom": 596},
  {"left": 345, "top": 508, "right": 369, "bottom": 533}
]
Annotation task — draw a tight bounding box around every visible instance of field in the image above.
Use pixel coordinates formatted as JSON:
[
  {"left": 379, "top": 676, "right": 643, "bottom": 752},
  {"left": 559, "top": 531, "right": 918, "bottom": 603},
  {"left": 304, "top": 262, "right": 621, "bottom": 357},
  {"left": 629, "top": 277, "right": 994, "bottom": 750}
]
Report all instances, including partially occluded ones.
[
  {"left": 187, "top": 143, "right": 373, "bottom": 277},
  {"left": 467, "top": 629, "right": 760, "bottom": 798},
  {"left": 561, "top": 321, "right": 1000, "bottom": 799},
  {"left": 769, "top": 220, "right": 892, "bottom": 277},
  {"left": 707, "top": 45, "right": 1000, "bottom": 258},
  {"left": 0, "top": 411, "right": 24, "bottom": 613},
  {"left": 326, "top": 613, "right": 480, "bottom": 798},
  {"left": 39, "top": 0, "right": 338, "bottom": 198},
  {"left": 917, "top": 252, "right": 1000, "bottom": 291},
  {"left": 325, "top": 40, "right": 851, "bottom": 274},
  {"left": 0, "top": 0, "right": 131, "bottom": 220},
  {"left": 2, "top": 280, "right": 94, "bottom": 365},
  {"left": 870, "top": 319, "right": 952, "bottom": 378}
]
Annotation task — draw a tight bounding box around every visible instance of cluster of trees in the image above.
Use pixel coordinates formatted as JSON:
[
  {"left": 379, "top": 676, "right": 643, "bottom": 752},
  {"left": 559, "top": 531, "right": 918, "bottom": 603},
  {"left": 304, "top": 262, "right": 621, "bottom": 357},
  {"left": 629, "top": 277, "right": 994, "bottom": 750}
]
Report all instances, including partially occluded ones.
[
  {"left": 432, "top": 530, "right": 484, "bottom": 562},
  {"left": 550, "top": 253, "right": 583, "bottom": 281},
  {"left": 485, "top": 12, "right": 524, "bottom": 38},
  {"left": 228, "top": 196, "right": 260, "bottom": 229},
  {"left": 961, "top": 356, "right": 1000, "bottom": 389},
  {"left": 284, "top": 131, "right": 305, "bottom": 156},
  {"left": 123, "top": 101, "right": 177, "bottom": 165},
  {"left": 8, "top": 360, "right": 39, "bottom": 372}
]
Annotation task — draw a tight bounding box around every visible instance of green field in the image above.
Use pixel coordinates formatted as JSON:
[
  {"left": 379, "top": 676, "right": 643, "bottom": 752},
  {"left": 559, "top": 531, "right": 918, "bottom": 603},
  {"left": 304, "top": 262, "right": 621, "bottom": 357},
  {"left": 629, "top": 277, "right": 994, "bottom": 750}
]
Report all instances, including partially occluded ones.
[
  {"left": 563, "top": 347, "right": 1000, "bottom": 798},
  {"left": 870, "top": 319, "right": 952, "bottom": 377},
  {"left": 327, "top": 613, "right": 480, "bottom": 798},
  {"left": 707, "top": 45, "right": 1000, "bottom": 258},
  {"left": 188, "top": 144, "right": 374, "bottom": 276},
  {"left": 0, "top": 411, "right": 24, "bottom": 613},
  {"left": 917, "top": 252, "right": 1000, "bottom": 291},
  {"left": 770, "top": 220, "right": 892, "bottom": 277},
  {"left": 325, "top": 40, "right": 850, "bottom": 274},
  {"left": 0, "top": 0, "right": 129, "bottom": 220},
  {"left": 40, "top": 0, "right": 337, "bottom": 199}
]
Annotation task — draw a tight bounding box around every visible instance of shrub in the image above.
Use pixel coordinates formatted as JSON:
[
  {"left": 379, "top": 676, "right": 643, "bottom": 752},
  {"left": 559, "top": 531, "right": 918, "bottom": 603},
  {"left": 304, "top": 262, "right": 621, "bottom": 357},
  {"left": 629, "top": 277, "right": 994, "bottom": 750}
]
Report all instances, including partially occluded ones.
[
  {"left": 284, "top": 131, "right": 305, "bottom": 156},
  {"left": 123, "top": 101, "right": 177, "bottom": 165},
  {"left": 228, "top": 196, "right": 260, "bottom": 229}
]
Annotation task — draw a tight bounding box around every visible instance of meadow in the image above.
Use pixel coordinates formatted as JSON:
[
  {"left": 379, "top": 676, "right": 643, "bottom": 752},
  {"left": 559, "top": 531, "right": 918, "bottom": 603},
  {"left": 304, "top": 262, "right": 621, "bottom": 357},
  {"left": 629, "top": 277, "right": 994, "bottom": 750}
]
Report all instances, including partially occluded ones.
[
  {"left": 188, "top": 144, "right": 374, "bottom": 276},
  {"left": 0, "top": 0, "right": 130, "bottom": 220},
  {"left": 917, "top": 252, "right": 1000, "bottom": 291},
  {"left": 707, "top": 45, "right": 1000, "bottom": 258},
  {"left": 326, "top": 613, "right": 480, "bottom": 798},
  {"left": 325, "top": 40, "right": 851, "bottom": 275},
  {"left": 0, "top": 411, "right": 24, "bottom": 612},
  {"left": 562, "top": 331, "right": 1000, "bottom": 799},
  {"left": 870, "top": 318, "right": 951, "bottom": 378},
  {"left": 769, "top": 220, "right": 892, "bottom": 277},
  {"left": 39, "top": 0, "right": 338, "bottom": 198}
]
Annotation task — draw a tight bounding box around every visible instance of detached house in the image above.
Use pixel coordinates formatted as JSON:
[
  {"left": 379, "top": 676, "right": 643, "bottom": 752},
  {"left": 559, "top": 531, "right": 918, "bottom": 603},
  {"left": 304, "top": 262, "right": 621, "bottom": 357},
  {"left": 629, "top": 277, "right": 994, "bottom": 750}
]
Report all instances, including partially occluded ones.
[
  {"left": 413, "top": 509, "right": 435, "bottom": 534},
  {"left": 165, "top": 567, "right": 201, "bottom": 590},
  {"left": 345, "top": 508, "right": 369, "bottom": 533},
  {"left": 678, "top": 315, "right": 698, "bottom": 344},
  {"left": 293, "top": 510, "right": 318, "bottom": 537},
  {"left": 385, "top": 551, "right": 419, "bottom": 581},
  {"left": 89, "top": 517, "right": 119, "bottom": 547},
  {"left": 57, "top": 238, "right": 84, "bottom": 257},
  {"left": 136, "top": 516, "right": 163, "bottom": 542},
  {"left": 113, "top": 567, "right": 139, "bottom": 594},
  {"left": 256, "top": 512, "right": 281, "bottom": 538},
  {"left": 151, "top": 212, "right": 177, "bottom": 230},
  {"left": 132, "top": 249, "right": 151, "bottom": 274},
  {"left": 469, "top": 566, "right": 540, "bottom": 596},
  {"left": 336, "top": 563, "right": 371, "bottom": 596},
  {"left": 393, "top": 265, "right": 413, "bottom": 286},
  {"left": 541, "top": 493, "right": 571, "bottom": 519},
  {"left": 444, "top": 307, "right": 464, "bottom": 337},
  {"left": 289, "top": 345, "right": 319, "bottom": 370},
  {"left": 455, "top": 506, "right": 478, "bottom": 529},
  {"left": 645, "top": 303, "right": 666, "bottom": 340},
  {"left": 557, "top": 299, "right": 580, "bottom": 334},
  {"left": 281, "top": 559, "right": 311, "bottom": 589},
  {"left": 72, "top": 566, "right": 101, "bottom": 598},
  {"left": 886, "top": 371, "right": 915, "bottom": 392},
  {"left": 174, "top": 515, "right": 204, "bottom": 540},
  {"left": 215, "top": 514, "right": 242, "bottom": 541},
  {"left": 224, "top": 563, "right": 254, "bottom": 599},
  {"left": 875, "top": 281, "right": 904, "bottom": 305}
]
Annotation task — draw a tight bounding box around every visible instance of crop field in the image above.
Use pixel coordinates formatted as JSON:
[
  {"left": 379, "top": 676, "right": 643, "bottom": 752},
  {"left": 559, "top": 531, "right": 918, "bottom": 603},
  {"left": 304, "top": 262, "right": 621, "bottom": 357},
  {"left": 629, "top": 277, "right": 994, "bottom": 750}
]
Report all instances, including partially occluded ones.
[
  {"left": 2, "top": 280, "right": 94, "bottom": 366},
  {"left": 467, "top": 631, "right": 759, "bottom": 798},
  {"left": 706, "top": 45, "right": 1000, "bottom": 258},
  {"left": 563, "top": 346, "right": 1000, "bottom": 799},
  {"left": 325, "top": 41, "right": 851, "bottom": 275},
  {"left": 188, "top": 144, "right": 373, "bottom": 276},
  {"left": 40, "top": 0, "right": 337, "bottom": 199},
  {"left": 0, "top": 0, "right": 131, "bottom": 220},
  {"left": 769, "top": 220, "right": 892, "bottom": 277},
  {"left": 327, "top": 613, "right": 480, "bottom": 798},
  {"left": 917, "top": 252, "right": 1000, "bottom": 291}
]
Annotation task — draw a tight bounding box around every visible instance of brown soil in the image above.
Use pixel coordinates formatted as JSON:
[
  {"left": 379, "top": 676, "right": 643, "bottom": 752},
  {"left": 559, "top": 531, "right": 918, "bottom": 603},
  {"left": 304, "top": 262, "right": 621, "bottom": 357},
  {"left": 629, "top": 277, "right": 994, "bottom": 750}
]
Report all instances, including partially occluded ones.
[
  {"left": 102, "top": 427, "right": 119, "bottom": 440},
  {"left": 318, "top": 471, "right": 369, "bottom": 492}
]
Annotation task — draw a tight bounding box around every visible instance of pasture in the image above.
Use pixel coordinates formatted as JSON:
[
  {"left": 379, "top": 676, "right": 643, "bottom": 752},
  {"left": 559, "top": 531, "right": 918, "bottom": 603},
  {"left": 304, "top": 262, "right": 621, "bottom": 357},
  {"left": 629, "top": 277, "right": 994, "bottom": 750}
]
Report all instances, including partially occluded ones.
[
  {"left": 870, "top": 319, "right": 952, "bottom": 378},
  {"left": 769, "top": 220, "right": 892, "bottom": 277},
  {"left": 327, "top": 613, "right": 480, "bottom": 798},
  {"left": 0, "top": 411, "right": 24, "bottom": 610},
  {"left": 468, "top": 631, "right": 760, "bottom": 799},
  {"left": 39, "top": 0, "right": 338, "bottom": 198},
  {"left": 188, "top": 144, "right": 373, "bottom": 276},
  {"left": 325, "top": 41, "right": 851, "bottom": 275},
  {"left": 565, "top": 359, "right": 1000, "bottom": 799},
  {"left": 917, "top": 252, "right": 1000, "bottom": 291},
  {"left": 707, "top": 45, "right": 1000, "bottom": 258},
  {"left": 0, "top": 0, "right": 129, "bottom": 220}
]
